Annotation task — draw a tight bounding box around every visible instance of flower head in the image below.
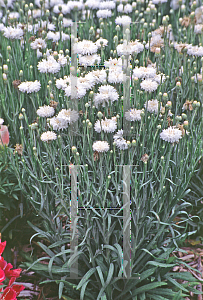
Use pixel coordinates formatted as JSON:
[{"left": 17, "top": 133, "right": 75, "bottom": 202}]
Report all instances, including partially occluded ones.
[
  {"left": 73, "top": 40, "right": 98, "bottom": 55},
  {"left": 37, "top": 56, "right": 61, "bottom": 74},
  {"left": 57, "top": 109, "right": 79, "bottom": 124},
  {"left": 144, "top": 99, "right": 160, "bottom": 114},
  {"left": 125, "top": 108, "right": 143, "bottom": 121},
  {"left": 18, "top": 81, "right": 41, "bottom": 93},
  {"left": 40, "top": 131, "right": 57, "bottom": 142},
  {"left": 140, "top": 79, "right": 159, "bottom": 92},
  {"left": 30, "top": 38, "right": 47, "bottom": 50},
  {"left": 94, "top": 117, "right": 117, "bottom": 133},
  {"left": 160, "top": 126, "right": 182, "bottom": 143},
  {"left": 94, "top": 85, "right": 119, "bottom": 108},
  {"left": 92, "top": 141, "right": 110, "bottom": 152},
  {"left": 37, "top": 105, "right": 55, "bottom": 118}
]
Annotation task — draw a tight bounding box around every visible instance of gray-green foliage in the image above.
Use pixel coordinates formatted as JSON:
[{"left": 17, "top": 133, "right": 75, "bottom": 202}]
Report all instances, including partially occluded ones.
[{"left": 9, "top": 110, "right": 203, "bottom": 299}]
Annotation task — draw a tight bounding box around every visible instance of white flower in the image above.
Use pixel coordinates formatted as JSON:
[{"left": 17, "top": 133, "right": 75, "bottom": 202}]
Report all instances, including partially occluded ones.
[
  {"left": 194, "top": 24, "right": 203, "bottom": 34},
  {"left": 85, "top": 0, "right": 100, "bottom": 9},
  {"left": 170, "top": 0, "right": 185, "bottom": 10},
  {"left": 124, "top": 4, "right": 132, "bottom": 13},
  {"left": 49, "top": 116, "right": 68, "bottom": 130},
  {"left": 129, "top": 40, "right": 144, "bottom": 54},
  {"left": 187, "top": 45, "right": 203, "bottom": 57},
  {"left": 152, "top": 0, "right": 167, "bottom": 3},
  {"left": 67, "top": 1, "right": 83, "bottom": 11},
  {"left": 65, "top": 85, "right": 87, "bottom": 99},
  {"left": 115, "top": 15, "right": 131, "bottom": 26},
  {"left": 53, "top": 3, "right": 70, "bottom": 14},
  {"left": 117, "top": 4, "right": 124, "bottom": 12},
  {"left": 38, "top": 20, "right": 56, "bottom": 31},
  {"left": 94, "top": 85, "right": 119, "bottom": 108},
  {"left": 8, "top": 12, "right": 20, "bottom": 20},
  {"left": 0, "top": 24, "right": 5, "bottom": 32},
  {"left": 3, "top": 26, "right": 23, "bottom": 39},
  {"left": 113, "top": 130, "right": 128, "bottom": 150},
  {"left": 40, "top": 131, "right": 57, "bottom": 142},
  {"left": 78, "top": 74, "right": 95, "bottom": 90},
  {"left": 73, "top": 40, "right": 98, "bottom": 55},
  {"left": 96, "top": 9, "right": 112, "bottom": 19},
  {"left": 144, "top": 99, "right": 160, "bottom": 114},
  {"left": 30, "top": 38, "right": 47, "bottom": 50},
  {"left": 78, "top": 54, "right": 101, "bottom": 67},
  {"left": 47, "top": 31, "right": 69, "bottom": 42},
  {"left": 153, "top": 74, "right": 166, "bottom": 84},
  {"left": 195, "top": 6, "right": 203, "bottom": 24},
  {"left": 63, "top": 18, "right": 73, "bottom": 27},
  {"left": 57, "top": 109, "right": 79, "bottom": 124},
  {"left": 145, "top": 34, "right": 164, "bottom": 50},
  {"left": 0, "top": 118, "right": 4, "bottom": 125},
  {"left": 116, "top": 40, "right": 144, "bottom": 56},
  {"left": 124, "top": 108, "right": 143, "bottom": 121},
  {"left": 91, "top": 69, "right": 107, "bottom": 84},
  {"left": 94, "top": 117, "right": 117, "bottom": 133},
  {"left": 37, "top": 56, "right": 61, "bottom": 74},
  {"left": 18, "top": 80, "right": 41, "bottom": 93},
  {"left": 104, "top": 57, "right": 122, "bottom": 69},
  {"left": 140, "top": 79, "right": 158, "bottom": 92},
  {"left": 133, "top": 66, "right": 156, "bottom": 79},
  {"left": 95, "top": 38, "right": 108, "bottom": 48},
  {"left": 37, "top": 105, "right": 55, "bottom": 118},
  {"left": 99, "top": 1, "right": 115, "bottom": 10},
  {"left": 113, "top": 129, "right": 124, "bottom": 140},
  {"left": 160, "top": 127, "right": 182, "bottom": 143},
  {"left": 92, "top": 141, "right": 110, "bottom": 152},
  {"left": 58, "top": 54, "right": 68, "bottom": 67},
  {"left": 29, "top": 9, "right": 43, "bottom": 19},
  {"left": 108, "top": 70, "right": 124, "bottom": 84},
  {"left": 116, "top": 43, "right": 132, "bottom": 56},
  {"left": 0, "top": 0, "right": 14, "bottom": 8},
  {"left": 114, "top": 138, "right": 128, "bottom": 150},
  {"left": 56, "top": 76, "right": 70, "bottom": 90},
  {"left": 37, "top": 48, "right": 50, "bottom": 58}
]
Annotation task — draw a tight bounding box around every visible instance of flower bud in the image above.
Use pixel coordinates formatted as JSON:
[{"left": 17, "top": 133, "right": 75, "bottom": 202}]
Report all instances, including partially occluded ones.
[
  {"left": 97, "top": 111, "right": 103, "bottom": 118},
  {"left": 19, "top": 113, "right": 24, "bottom": 120},
  {"left": 72, "top": 146, "right": 77, "bottom": 153}
]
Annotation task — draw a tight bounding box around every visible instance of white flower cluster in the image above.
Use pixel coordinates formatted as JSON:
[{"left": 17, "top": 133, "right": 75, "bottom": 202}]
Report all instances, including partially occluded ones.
[
  {"left": 37, "top": 56, "right": 61, "bottom": 74},
  {"left": 160, "top": 127, "right": 182, "bottom": 143},
  {"left": 37, "top": 105, "right": 55, "bottom": 118},
  {"left": 125, "top": 108, "right": 143, "bottom": 121},
  {"left": 94, "top": 117, "right": 117, "bottom": 133},
  {"left": 18, "top": 80, "right": 41, "bottom": 93},
  {"left": 40, "top": 131, "right": 57, "bottom": 142},
  {"left": 92, "top": 140, "right": 110, "bottom": 152},
  {"left": 49, "top": 109, "right": 79, "bottom": 131},
  {"left": 94, "top": 85, "right": 119, "bottom": 108},
  {"left": 113, "top": 129, "right": 128, "bottom": 150}
]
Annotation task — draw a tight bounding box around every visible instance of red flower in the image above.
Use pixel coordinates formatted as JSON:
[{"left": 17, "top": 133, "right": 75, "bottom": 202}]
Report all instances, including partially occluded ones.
[
  {"left": 0, "top": 242, "right": 6, "bottom": 256},
  {"left": 0, "top": 287, "right": 16, "bottom": 300},
  {"left": 0, "top": 269, "right": 5, "bottom": 283},
  {"left": 0, "top": 284, "right": 25, "bottom": 300},
  {"left": 0, "top": 257, "right": 7, "bottom": 270},
  {"left": 12, "top": 285, "right": 25, "bottom": 296},
  {"left": 4, "top": 264, "right": 22, "bottom": 280}
]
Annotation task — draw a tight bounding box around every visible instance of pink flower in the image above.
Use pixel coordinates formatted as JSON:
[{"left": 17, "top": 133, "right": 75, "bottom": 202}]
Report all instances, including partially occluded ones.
[{"left": 0, "top": 126, "right": 9, "bottom": 146}]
